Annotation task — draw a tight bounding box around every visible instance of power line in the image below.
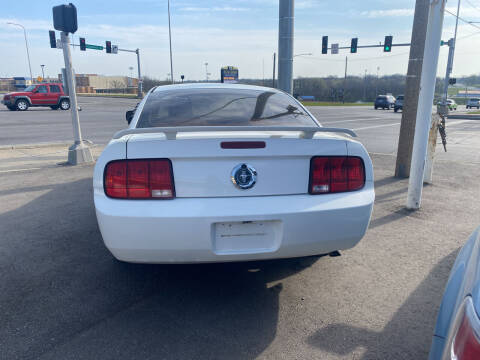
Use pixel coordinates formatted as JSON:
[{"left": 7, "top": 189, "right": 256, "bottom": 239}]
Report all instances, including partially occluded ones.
[
  {"left": 464, "top": 0, "right": 480, "bottom": 13},
  {"left": 444, "top": 8, "right": 480, "bottom": 31}
]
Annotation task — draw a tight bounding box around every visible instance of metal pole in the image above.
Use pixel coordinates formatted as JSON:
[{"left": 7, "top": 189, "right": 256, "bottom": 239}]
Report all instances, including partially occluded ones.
[
  {"left": 167, "top": 0, "right": 174, "bottom": 84},
  {"left": 204, "top": 62, "right": 209, "bottom": 82},
  {"left": 41, "top": 65, "right": 45, "bottom": 81},
  {"left": 136, "top": 49, "right": 142, "bottom": 98},
  {"left": 375, "top": 66, "right": 379, "bottom": 97},
  {"left": 343, "top": 56, "right": 348, "bottom": 104},
  {"left": 363, "top": 69, "right": 367, "bottom": 101},
  {"left": 272, "top": 52, "right": 276, "bottom": 88},
  {"left": 8, "top": 23, "right": 33, "bottom": 82},
  {"left": 278, "top": 0, "right": 294, "bottom": 94},
  {"left": 407, "top": 0, "right": 446, "bottom": 209},
  {"left": 60, "top": 31, "right": 92, "bottom": 165},
  {"left": 441, "top": 0, "right": 461, "bottom": 106}
]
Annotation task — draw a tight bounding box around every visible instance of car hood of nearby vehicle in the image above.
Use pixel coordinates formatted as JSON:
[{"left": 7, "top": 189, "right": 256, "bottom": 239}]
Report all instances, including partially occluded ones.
[{"left": 469, "top": 227, "right": 480, "bottom": 315}]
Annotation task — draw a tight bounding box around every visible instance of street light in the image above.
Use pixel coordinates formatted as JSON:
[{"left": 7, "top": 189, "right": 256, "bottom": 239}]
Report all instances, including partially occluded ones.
[
  {"left": 167, "top": 0, "right": 174, "bottom": 84},
  {"left": 204, "top": 62, "right": 209, "bottom": 82},
  {"left": 40, "top": 65, "right": 45, "bottom": 81},
  {"left": 7, "top": 22, "right": 33, "bottom": 82}
]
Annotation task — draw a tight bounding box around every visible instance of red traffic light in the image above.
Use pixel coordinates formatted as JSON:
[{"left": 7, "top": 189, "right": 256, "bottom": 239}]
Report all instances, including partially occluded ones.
[{"left": 79, "top": 37, "right": 86, "bottom": 51}]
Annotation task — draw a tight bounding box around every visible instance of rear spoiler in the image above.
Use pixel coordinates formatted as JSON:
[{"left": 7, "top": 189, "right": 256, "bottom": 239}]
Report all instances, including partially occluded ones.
[{"left": 113, "top": 126, "right": 357, "bottom": 140}]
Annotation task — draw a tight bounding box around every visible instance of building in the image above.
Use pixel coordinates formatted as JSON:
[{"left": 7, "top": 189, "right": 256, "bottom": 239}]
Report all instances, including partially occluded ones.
[
  {"left": 0, "top": 78, "right": 15, "bottom": 92},
  {"left": 59, "top": 73, "right": 139, "bottom": 94}
]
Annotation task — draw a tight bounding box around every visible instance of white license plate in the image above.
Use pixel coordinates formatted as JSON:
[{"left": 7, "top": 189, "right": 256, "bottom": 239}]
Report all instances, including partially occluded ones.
[{"left": 212, "top": 220, "right": 281, "bottom": 255}]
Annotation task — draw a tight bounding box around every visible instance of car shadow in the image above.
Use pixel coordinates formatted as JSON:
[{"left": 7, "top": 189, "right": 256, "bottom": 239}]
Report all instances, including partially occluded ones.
[
  {"left": 307, "top": 250, "right": 459, "bottom": 359},
  {"left": 0, "top": 175, "right": 320, "bottom": 360}
]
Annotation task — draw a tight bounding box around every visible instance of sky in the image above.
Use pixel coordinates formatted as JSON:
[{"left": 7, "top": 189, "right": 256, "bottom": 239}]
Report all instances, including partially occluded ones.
[{"left": 1, "top": 0, "right": 480, "bottom": 81}]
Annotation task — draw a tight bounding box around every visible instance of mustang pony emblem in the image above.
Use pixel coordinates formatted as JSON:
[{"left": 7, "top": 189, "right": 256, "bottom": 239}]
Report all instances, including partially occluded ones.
[{"left": 231, "top": 164, "right": 257, "bottom": 190}]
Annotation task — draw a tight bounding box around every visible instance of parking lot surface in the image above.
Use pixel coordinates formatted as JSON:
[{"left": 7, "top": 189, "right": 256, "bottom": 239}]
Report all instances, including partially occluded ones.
[{"left": 1, "top": 148, "right": 479, "bottom": 359}]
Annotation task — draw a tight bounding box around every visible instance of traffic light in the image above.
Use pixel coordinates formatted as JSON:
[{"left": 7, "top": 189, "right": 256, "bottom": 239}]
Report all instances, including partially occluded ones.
[
  {"left": 106, "top": 41, "right": 112, "bottom": 53},
  {"left": 79, "top": 37, "right": 86, "bottom": 51},
  {"left": 449, "top": 78, "right": 456, "bottom": 85},
  {"left": 384, "top": 36, "right": 393, "bottom": 52},
  {"left": 350, "top": 38, "right": 358, "bottom": 53},
  {"left": 49, "top": 30, "right": 56, "bottom": 48},
  {"left": 322, "top": 36, "right": 328, "bottom": 55}
]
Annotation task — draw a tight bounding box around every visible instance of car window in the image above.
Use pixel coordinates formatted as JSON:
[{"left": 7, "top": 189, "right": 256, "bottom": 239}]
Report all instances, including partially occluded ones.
[
  {"left": 397, "top": 96, "right": 404, "bottom": 100},
  {"left": 37, "top": 85, "right": 48, "bottom": 93},
  {"left": 470, "top": 98, "right": 480, "bottom": 101},
  {"left": 137, "top": 88, "right": 317, "bottom": 128},
  {"left": 49, "top": 85, "right": 61, "bottom": 93},
  {"left": 23, "top": 85, "right": 36, "bottom": 92},
  {"left": 376, "top": 96, "right": 386, "bottom": 100}
]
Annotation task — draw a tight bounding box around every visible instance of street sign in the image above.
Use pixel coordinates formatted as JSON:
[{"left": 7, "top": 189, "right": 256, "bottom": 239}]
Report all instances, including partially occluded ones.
[
  {"left": 112, "top": 45, "right": 118, "bottom": 54},
  {"left": 331, "top": 43, "right": 339, "bottom": 54},
  {"left": 86, "top": 44, "right": 103, "bottom": 50},
  {"left": 37, "top": 76, "right": 43, "bottom": 82}
]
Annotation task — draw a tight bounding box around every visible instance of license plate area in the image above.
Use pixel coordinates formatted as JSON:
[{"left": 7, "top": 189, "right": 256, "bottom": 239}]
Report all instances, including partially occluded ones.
[{"left": 212, "top": 220, "right": 282, "bottom": 255}]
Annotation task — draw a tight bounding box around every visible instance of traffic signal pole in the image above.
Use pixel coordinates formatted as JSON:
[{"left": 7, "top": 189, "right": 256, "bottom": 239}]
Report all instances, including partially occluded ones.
[
  {"left": 278, "top": 0, "right": 294, "bottom": 94},
  {"left": 60, "top": 31, "right": 93, "bottom": 165},
  {"left": 407, "top": 0, "right": 446, "bottom": 209}
]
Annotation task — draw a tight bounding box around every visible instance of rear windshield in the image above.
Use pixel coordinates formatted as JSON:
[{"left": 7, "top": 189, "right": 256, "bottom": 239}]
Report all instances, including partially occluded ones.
[{"left": 136, "top": 88, "right": 317, "bottom": 128}]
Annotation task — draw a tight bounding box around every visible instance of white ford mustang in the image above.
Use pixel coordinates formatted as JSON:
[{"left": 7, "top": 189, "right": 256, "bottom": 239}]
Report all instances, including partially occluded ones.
[{"left": 93, "top": 83, "right": 374, "bottom": 263}]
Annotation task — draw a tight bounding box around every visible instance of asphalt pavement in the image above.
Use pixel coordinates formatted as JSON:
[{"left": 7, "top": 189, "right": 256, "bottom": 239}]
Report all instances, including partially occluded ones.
[
  {"left": 1, "top": 151, "right": 479, "bottom": 359},
  {"left": 2, "top": 98, "right": 480, "bottom": 359}
]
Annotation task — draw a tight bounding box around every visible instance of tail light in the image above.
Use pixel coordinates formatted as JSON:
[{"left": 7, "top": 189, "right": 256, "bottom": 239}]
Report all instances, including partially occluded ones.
[
  {"left": 309, "top": 156, "right": 365, "bottom": 194},
  {"left": 444, "top": 297, "right": 480, "bottom": 360},
  {"left": 104, "top": 159, "right": 174, "bottom": 199}
]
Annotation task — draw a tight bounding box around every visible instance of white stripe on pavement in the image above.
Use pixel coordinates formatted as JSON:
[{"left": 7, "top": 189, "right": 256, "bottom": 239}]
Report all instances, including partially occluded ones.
[
  {"left": 351, "top": 123, "right": 401, "bottom": 131},
  {"left": 321, "top": 117, "right": 386, "bottom": 124},
  {"left": 0, "top": 167, "right": 42, "bottom": 174}
]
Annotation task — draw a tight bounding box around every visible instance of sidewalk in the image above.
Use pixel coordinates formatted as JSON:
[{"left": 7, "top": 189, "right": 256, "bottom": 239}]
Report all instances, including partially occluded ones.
[{"left": 0, "top": 143, "right": 104, "bottom": 173}]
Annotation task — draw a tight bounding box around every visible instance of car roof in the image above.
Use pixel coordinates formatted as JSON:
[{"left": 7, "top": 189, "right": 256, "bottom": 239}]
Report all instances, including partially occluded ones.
[{"left": 151, "top": 83, "right": 286, "bottom": 94}]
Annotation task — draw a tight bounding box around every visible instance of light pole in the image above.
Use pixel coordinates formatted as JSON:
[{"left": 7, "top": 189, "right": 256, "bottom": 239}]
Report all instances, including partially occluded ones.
[
  {"left": 375, "top": 66, "right": 380, "bottom": 97},
  {"left": 364, "top": 69, "right": 367, "bottom": 101},
  {"left": 40, "top": 65, "right": 45, "bottom": 81},
  {"left": 204, "top": 62, "right": 210, "bottom": 82},
  {"left": 167, "top": 0, "right": 174, "bottom": 84},
  {"left": 128, "top": 66, "right": 134, "bottom": 78},
  {"left": 7, "top": 22, "right": 33, "bottom": 82}
]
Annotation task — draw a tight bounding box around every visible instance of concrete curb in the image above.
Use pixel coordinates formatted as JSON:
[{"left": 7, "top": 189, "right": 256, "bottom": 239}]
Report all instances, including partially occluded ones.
[
  {"left": 0, "top": 140, "right": 96, "bottom": 151},
  {"left": 447, "top": 114, "right": 480, "bottom": 120}
]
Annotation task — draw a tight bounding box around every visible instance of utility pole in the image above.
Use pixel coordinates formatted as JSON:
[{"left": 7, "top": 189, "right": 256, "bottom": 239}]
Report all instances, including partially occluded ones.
[
  {"left": 40, "top": 65, "right": 45, "bottom": 81},
  {"left": 272, "top": 52, "right": 276, "bottom": 88},
  {"left": 204, "top": 62, "right": 209, "bottom": 82},
  {"left": 167, "top": 0, "right": 174, "bottom": 84},
  {"left": 363, "top": 69, "right": 367, "bottom": 101},
  {"left": 343, "top": 56, "right": 348, "bottom": 104},
  {"left": 407, "top": 0, "right": 446, "bottom": 209},
  {"left": 395, "top": 0, "right": 430, "bottom": 178},
  {"left": 375, "top": 66, "right": 380, "bottom": 97},
  {"left": 60, "top": 31, "right": 93, "bottom": 165},
  {"left": 441, "top": 0, "right": 461, "bottom": 106},
  {"left": 278, "top": 0, "right": 294, "bottom": 94}
]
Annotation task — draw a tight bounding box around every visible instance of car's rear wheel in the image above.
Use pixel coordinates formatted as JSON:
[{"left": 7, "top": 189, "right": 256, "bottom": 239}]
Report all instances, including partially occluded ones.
[
  {"left": 394, "top": 107, "right": 398, "bottom": 113},
  {"left": 59, "top": 99, "right": 70, "bottom": 110},
  {"left": 15, "top": 99, "right": 29, "bottom": 111},
  {"left": 50, "top": 105, "right": 59, "bottom": 110},
  {"left": 374, "top": 106, "right": 378, "bottom": 110},
  {"left": 7, "top": 106, "right": 16, "bottom": 111}
]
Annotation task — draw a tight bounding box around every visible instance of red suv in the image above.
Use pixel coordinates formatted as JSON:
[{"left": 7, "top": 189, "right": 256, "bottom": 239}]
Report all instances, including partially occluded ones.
[{"left": 2, "top": 83, "right": 70, "bottom": 111}]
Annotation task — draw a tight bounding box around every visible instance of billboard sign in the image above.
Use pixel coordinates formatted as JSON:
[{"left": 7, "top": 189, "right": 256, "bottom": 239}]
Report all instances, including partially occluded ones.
[{"left": 221, "top": 66, "right": 239, "bottom": 83}]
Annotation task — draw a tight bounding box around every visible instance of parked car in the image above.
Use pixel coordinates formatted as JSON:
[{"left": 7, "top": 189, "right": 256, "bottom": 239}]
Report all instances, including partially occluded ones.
[
  {"left": 447, "top": 99, "right": 457, "bottom": 111},
  {"left": 394, "top": 95, "right": 404, "bottom": 113},
  {"left": 428, "top": 226, "right": 480, "bottom": 359},
  {"left": 93, "top": 83, "right": 375, "bottom": 264},
  {"left": 466, "top": 98, "right": 480, "bottom": 109},
  {"left": 1, "top": 83, "right": 70, "bottom": 111},
  {"left": 374, "top": 95, "right": 395, "bottom": 110}
]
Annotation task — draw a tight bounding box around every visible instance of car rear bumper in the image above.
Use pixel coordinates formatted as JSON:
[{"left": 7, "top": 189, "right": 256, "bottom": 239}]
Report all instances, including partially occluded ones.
[{"left": 94, "top": 184, "right": 375, "bottom": 263}]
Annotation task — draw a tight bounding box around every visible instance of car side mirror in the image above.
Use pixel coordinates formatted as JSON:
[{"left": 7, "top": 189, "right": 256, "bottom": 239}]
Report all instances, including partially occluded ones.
[{"left": 126, "top": 110, "right": 135, "bottom": 125}]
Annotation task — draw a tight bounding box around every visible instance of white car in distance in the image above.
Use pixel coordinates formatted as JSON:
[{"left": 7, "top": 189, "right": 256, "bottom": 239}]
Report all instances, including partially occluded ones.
[{"left": 93, "top": 84, "right": 375, "bottom": 263}]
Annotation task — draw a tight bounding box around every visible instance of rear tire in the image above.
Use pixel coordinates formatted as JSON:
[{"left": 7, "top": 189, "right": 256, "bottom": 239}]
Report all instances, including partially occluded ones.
[
  {"left": 15, "top": 99, "right": 29, "bottom": 111},
  {"left": 59, "top": 99, "right": 70, "bottom": 110},
  {"left": 374, "top": 106, "right": 378, "bottom": 110},
  {"left": 394, "top": 107, "right": 398, "bottom": 113}
]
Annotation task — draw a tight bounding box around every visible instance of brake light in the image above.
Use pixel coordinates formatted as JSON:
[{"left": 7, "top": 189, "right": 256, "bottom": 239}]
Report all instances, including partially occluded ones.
[
  {"left": 309, "top": 156, "right": 365, "bottom": 194},
  {"left": 448, "top": 297, "right": 480, "bottom": 360},
  {"left": 104, "top": 159, "right": 174, "bottom": 199}
]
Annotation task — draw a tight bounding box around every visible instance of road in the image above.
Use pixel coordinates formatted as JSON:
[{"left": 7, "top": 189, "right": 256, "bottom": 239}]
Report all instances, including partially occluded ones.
[
  {"left": 1, "top": 98, "right": 480, "bottom": 358},
  {"left": 0, "top": 98, "right": 476, "bottom": 158}
]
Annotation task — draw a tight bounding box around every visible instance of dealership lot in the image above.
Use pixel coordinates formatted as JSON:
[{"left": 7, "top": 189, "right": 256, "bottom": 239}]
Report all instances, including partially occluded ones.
[{"left": 1, "top": 98, "right": 480, "bottom": 358}]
